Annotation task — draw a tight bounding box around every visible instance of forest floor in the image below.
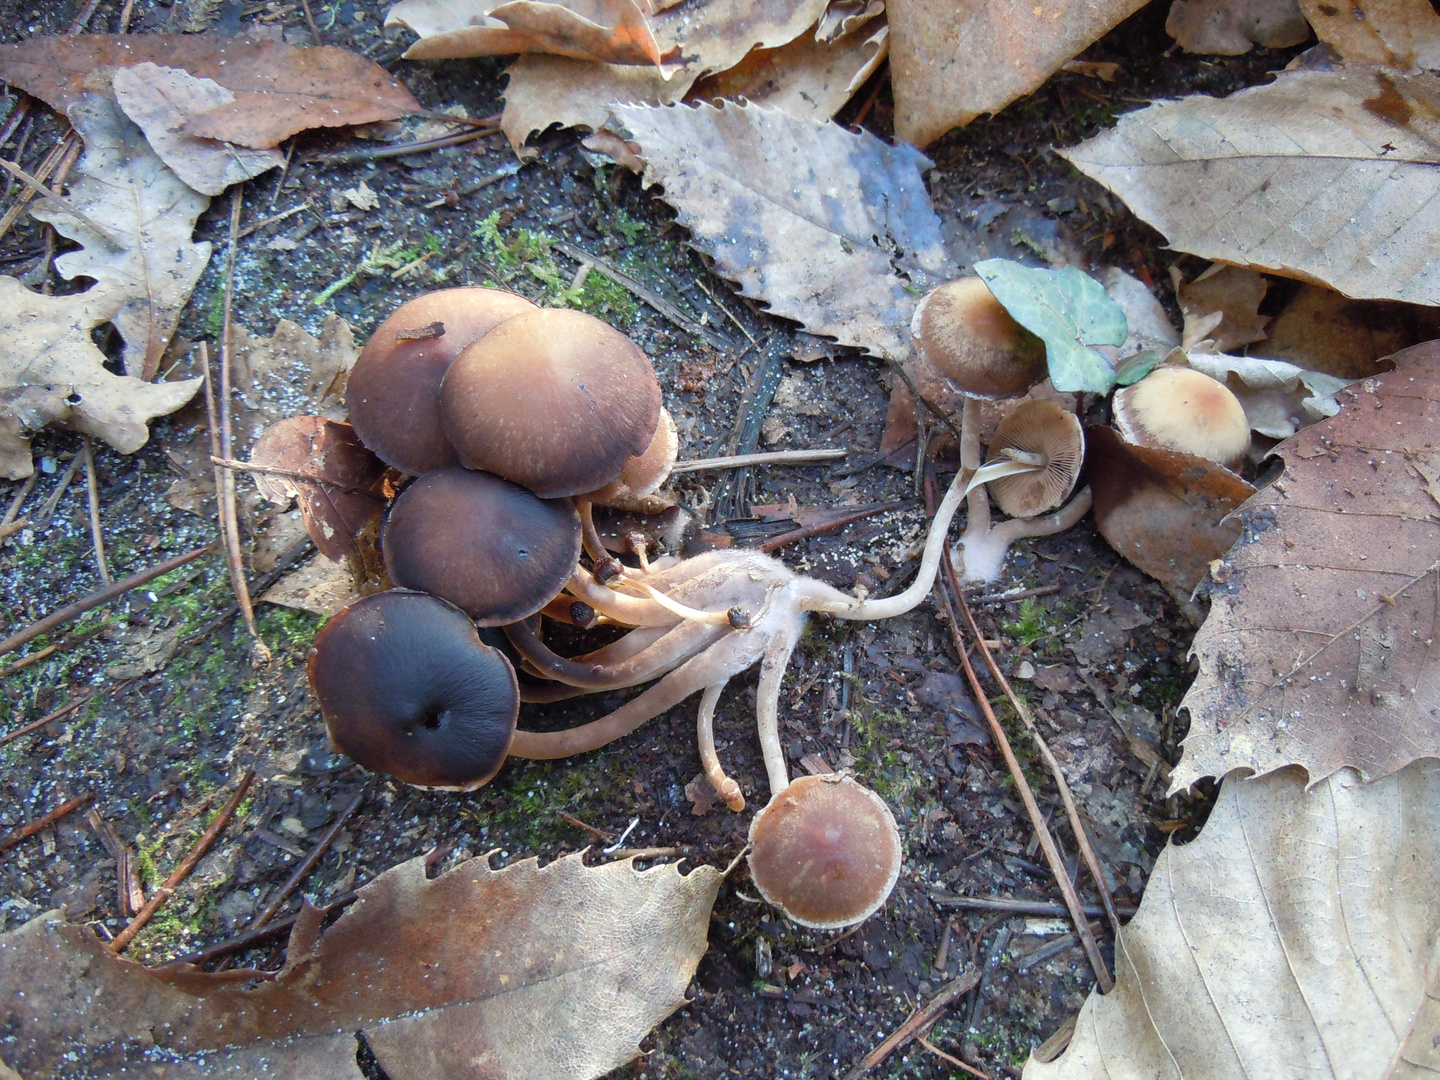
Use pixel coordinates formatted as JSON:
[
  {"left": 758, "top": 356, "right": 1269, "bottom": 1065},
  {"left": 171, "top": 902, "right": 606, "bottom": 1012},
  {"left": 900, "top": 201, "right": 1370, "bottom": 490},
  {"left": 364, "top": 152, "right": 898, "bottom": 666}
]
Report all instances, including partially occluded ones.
[{"left": 0, "top": 1, "right": 1308, "bottom": 1076}]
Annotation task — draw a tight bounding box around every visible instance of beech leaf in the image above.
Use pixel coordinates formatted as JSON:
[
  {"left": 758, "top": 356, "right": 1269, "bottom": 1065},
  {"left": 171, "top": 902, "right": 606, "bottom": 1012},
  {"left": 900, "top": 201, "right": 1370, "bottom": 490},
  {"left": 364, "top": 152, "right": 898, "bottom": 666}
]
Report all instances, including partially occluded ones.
[
  {"left": 614, "top": 100, "right": 950, "bottom": 359},
  {"left": 1298, "top": 0, "right": 1440, "bottom": 68},
  {"left": 1060, "top": 66, "right": 1440, "bottom": 307},
  {"left": 387, "top": 0, "right": 672, "bottom": 66},
  {"left": 1176, "top": 343, "right": 1440, "bottom": 792},
  {"left": 0, "top": 852, "right": 722, "bottom": 1080},
  {"left": 1165, "top": 0, "right": 1309, "bottom": 55},
  {"left": 1027, "top": 761, "right": 1440, "bottom": 1078},
  {"left": 0, "top": 33, "right": 421, "bottom": 148}
]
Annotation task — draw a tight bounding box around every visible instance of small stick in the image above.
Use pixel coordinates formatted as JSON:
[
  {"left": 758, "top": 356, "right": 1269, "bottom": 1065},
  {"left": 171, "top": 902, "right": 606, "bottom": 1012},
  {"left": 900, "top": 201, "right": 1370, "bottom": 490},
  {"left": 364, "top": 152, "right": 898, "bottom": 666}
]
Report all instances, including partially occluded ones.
[
  {"left": 0, "top": 135, "right": 69, "bottom": 247},
  {"left": 917, "top": 1035, "right": 990, "bottom": 1080},
  {"left": 0, "top": 542, "right": 218, "bottom": 659},
  {"left": 0, "top": 793, "right": 93, "bottom": 854},
  {"left": 117, "top": 0, "right": 136, "bottom": 31},
  {"left": 81, "top": 437, "right": 110, "bottom": 586},
  {"left": 168, "top": 889, "right": 360, "bottom": 968},
  {"left": 0, "top": 690, "right": 95, "bottom": 748},
  {"left": 208, "top": 456, "right": 374, "bottom": 495},
  {"left": 0, "top": 157, "right": 126, "bottom": 247},
  {"left": 758, "top": 501, "right": 909, "bottom": 555},
  {"left": 304, "top": 126, "right": 495, "bottom": 167},
  {"left": 1, "top": 470, "right": 37, "bottom": 526},
  {"left": 87, "top": 807, "right": 145, "bottom": 916},
  {"left": 693, "top": 277, "right": 756, "bottom": 344},
  {"left": 34, "top": 452, "right": 83, "bottom": 526},
  {"left": 969, "top": 584, "right": 1063, "bottom": 605},
  {"left": 298, "top": 0, "right": 322, "bottom": 44},
  {"left": 109, "top": 768, "right": 255, "bottom": 954},
  {"left": 559, "top": 811, "right": 614, "bottom": 843},
  {"left": 0, "top": 517, "right": 28, "bottom": 541},
  {"left": 841, "top": 971, "right": 981, "bottom": 1080},
  {"left": 252, "top": 790, "right": 363, "bottom": 928},
  {"left": 235, "top": 201, "right": 308, "bottom": 240},
  {"left": 672, "top": 448, "right": 847, "bottom": 473},
  {"left": 929, "top": 894, "right": 1134, "bottom": 919}
]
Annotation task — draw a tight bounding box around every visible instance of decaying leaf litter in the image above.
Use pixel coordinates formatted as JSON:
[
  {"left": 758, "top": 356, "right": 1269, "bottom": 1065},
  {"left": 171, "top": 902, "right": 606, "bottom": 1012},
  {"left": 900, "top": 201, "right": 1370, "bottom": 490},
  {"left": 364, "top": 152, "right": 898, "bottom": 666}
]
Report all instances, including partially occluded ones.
[{"left": 0, "top": 0, "right": 1434, "bottom": 1077}]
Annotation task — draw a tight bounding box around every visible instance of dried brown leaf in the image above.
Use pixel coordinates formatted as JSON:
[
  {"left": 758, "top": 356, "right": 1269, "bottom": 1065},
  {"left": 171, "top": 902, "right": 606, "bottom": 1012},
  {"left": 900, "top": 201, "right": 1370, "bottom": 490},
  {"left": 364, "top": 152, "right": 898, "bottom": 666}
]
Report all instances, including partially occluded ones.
[
  {"left": 0, "top": 852, "right": 721, "bottom": 1080},
  {"left": 257, "top": 554, "right": 365, "bottom": 615},
  {"left": 1176, "top": 263, "right": 1269, "bottom": 352},
  {"left": 111, "top": 63, "right": 285, "bottom": 196},
  {"left": 0, "top": 279, "right": 201, "bottom": 480},
  {"left": 615, "top": 101, "right": 951, "bottom": 359},
  {"left": 1027, "top": 761, "right": 1440, "bottom": 1079},
  {"left": 500, "top": 0, "right": 829, "bottom": 149},
  {"left": 1299, "top": 0, "right": 1440, "bottom": 67},
  {"left": 886, "top": 0, "right": 1147, "bottom": 148},
  {"left": 1061, "top": 66, "right": 1440, "bottom": 306},
  {"left": 0, "top": 33, "right": 421, "bottom": 148},
  {"left": 1165, "top": 0, "right": 1309, "bottom": 55},
  {"left": 31, "top": 95, "right": 211, "bottom": 382},
  {"left": 387, "top": 0, "right": 672, "bottom": 66},
  {"left": 1176, "top": 343, "right": 1440, "bottom": 791},
  {"left": 1257, "top": 282, "right": 1440, "bottom": 378}
]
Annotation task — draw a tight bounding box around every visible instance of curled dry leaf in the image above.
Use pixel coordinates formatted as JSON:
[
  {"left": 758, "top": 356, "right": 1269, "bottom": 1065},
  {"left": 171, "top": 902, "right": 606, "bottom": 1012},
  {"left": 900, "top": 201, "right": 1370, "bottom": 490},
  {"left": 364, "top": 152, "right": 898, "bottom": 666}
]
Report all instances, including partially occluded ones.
[
  {"left": 1027, "top": 761, "right": 1440, "bottom": 1079},
  {"left": 1298, "top": 0, "right": 1440, "bottom": 67},
  {"left": 1164, "top": 0, "right": 1309, "bottom": 55},
  {"left": 0, "top": 851, "right": 722, "bottom": 1080},
  {"left": 1176, "top": 343, "right": 1440, "bottom": 792},
  {"left": 1061, "top": 66, "right": 1440, "bottom": 306},
  {"left": 111, "top": 63, "right": 285, "bottom": 196},
  {"left": 31, "top": 95, "right": 211, "bottom": 382},
  {"left": 1175, "top": 263, "right": 1269, "bottom": 353},
  {"left": 0, "top": 33, "right": 421, "bottom": 148},
  {"left": 1260, "top": 281, "right": 1440, "bottom": 379},
  {"left": 387, "top": 0, "right": 672, "bottom": 66},
  {"left": 1086, "top": 425, "right": 1255, "bottom": 592},
  {"left": 0, "top": 279, "right": 200, "bottom": 480},
  {"left": 1183, "top": 347, "right": 1351, "bottom": 439},
  {"left": 885, "top": 0, "right": 1147, "bottom": 148},
  {"left": 614, "top": 101, "right": 951, "bottom": 359},
  {"left": 501, "top": 0, "right": 829, "bottom": 149}
]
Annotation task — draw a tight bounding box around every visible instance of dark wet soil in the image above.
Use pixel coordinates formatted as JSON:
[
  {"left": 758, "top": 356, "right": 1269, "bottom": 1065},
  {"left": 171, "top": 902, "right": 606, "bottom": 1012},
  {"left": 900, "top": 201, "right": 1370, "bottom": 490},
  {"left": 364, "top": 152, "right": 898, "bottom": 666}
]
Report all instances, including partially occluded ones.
[{"left": 0, "top": 1, "right": 1307, "bottom": 1076}]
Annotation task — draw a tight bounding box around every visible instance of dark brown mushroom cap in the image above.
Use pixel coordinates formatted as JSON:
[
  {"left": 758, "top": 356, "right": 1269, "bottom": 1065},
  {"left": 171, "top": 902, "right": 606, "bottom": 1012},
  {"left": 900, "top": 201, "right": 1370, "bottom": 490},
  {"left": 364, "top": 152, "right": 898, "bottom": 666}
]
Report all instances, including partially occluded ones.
[
  {"left": 911, "top": 278, "right": 1047, "bottom": 400},
  {"left": 747, "top": 774, "right": 902, "bottom": 929},
  {"left": 382, "top": 465, "right": 582, "bottom": 626},
  {"left": 307, "top": 590, "right": 519, "bottom": 790},
  {"left": 438, "top": 308, "right": 663, "bottom": 498},
  {"left": 347, "top": 288, "right": 538, "bottom": 476},
  {"left": 1112, "top": 364, "right": 1251, "bottom": 466},
  {"left": 988, "top": 399, "right": 1086, "bottom": 518}
]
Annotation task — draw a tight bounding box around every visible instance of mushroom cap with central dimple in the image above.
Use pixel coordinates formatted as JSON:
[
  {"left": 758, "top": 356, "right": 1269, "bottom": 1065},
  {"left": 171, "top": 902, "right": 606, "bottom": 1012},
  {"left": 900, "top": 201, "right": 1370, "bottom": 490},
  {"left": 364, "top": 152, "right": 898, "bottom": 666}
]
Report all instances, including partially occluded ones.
[
  {"left": 911, "top": 278, "right": 1047, "bottom": 401},
  {"left": 747, "top": 774, "right": 902, "bottom": 929},
  {"left": 438, "top": 308, "right": 662, "bottom": 498}
]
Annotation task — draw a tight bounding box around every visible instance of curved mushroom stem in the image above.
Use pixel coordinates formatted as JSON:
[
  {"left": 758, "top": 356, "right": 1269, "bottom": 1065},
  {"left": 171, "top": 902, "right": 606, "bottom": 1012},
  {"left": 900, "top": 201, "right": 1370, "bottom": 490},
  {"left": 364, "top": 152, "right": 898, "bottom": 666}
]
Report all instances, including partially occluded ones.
[
  {"left": 697, "top": 681, "right": 745, "bottom": 811},
  {"left": 567, "top": 566, "right": 679, "bottom": 627},
  {"left": 505, "top": 617, "right": 724, "bottom": 690},
  {"left": 755, "top": 630, "right": 799, "bottom": 797},
  {"left": 951, "top": 486, "right": 1094, "bottom": 585},
  {"left": 539, "top": 594, "right": 597, "bottom": 628},
  {"left": 575, "top": 497, "right": 629, "bottom": 581},
  {"left": 960, "top": 394, "right": 991, "bottom": 541},
  {"left": 614, "top": 578, "right": 744, "bottom": 627}
]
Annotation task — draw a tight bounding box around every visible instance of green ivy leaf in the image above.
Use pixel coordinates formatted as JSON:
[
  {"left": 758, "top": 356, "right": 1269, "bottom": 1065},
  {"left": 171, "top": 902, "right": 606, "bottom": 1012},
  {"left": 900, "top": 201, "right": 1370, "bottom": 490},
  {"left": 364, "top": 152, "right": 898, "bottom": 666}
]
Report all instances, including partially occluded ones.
[{"left": 974, "top": 259, "right": 1128, "bottom": 394}]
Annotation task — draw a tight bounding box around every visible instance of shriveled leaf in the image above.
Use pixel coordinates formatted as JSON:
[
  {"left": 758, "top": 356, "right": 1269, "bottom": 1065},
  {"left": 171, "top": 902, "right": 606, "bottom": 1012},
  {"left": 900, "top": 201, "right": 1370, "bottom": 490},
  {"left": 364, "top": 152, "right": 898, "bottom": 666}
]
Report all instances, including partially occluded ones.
[
  {"left": 1101, "top": 266, "right": 1179, "bottom": 361},
  {"left": 1184, "top": 347, "right": 1352, "bottom": 439},
  {"left": 817, "top": 0, "right": 885, "bottom": 42},
  {"left": 1061, "top": 66, "right": 1440, "bottom": 306},
  {"left": 1027, "top": 761, "right": 1440, "bottom": 1079},
  {"left": 1087, "top": 425, "right": 1254, "bottom": 592},
  {"left": 1176, "top": 263, "right": 1269, "bottom": 352},
  {"left": 1257, "top": 281, "right": 1440, "bottom": 378},
  {"left": 615, "top": 101, "right": 950, "bottom": 359},
  {"left": 886, "top": 0, "right": 1147, "bottom": 147},
  {"left": 1176, "top": 343, "right": 1440, "bottom": 791},
  {"left": 1299, "top": 0, "right": 1440, "bottom": 67},
  {"left": 1165, "top": 0, "right": 1308, "bottom": 54},
  {"left": 31, "top": 95, "right": 210, "bottom": 382},
  {"left": 501, "top": 0, "right": 829, "bottom": 149},
  {"left": 0, "top": 33, "right": 421, "bottom": 148},
  {"left": 687, "top": 17, "right": 889, "bottom": 121},
  {"left": 257, "top": 554, "right": 365, "bottom": 616},
  {"left": 111, "top": 64, "right": 285, "bottom": 196},
  {"left": 387, "top": 0, "right": 670, "bottom": 66},
  {"left": 0, "top": 279, "right": 200, "bottom": 480},
  {"left": 975, "top": 259, "right": 1128, "bottom": 394},
  {"left": 0, "top": 852, "right": 721, "bottom": 1079}
]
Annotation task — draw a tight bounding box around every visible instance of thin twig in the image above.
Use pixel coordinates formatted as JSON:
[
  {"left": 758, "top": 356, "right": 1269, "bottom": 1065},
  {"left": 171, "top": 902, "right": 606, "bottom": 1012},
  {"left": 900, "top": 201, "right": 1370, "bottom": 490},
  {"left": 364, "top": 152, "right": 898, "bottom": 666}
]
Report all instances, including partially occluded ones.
[
  {"left": 303, "top": 126, "right": 495, "bottom": 166},
  {"left": 0, "top": 793, "right": 93, "bottom": 854},
  {"left": 1, "top": 470, "right": 37, "bottom": 527},
  {"left": 81, "top": 437, "right": 110, "bottom": 586},
  {"left": 298, "top": 0, "right": 322, "bottom": 43},
  {"left": 0, "top": 157, "right": 125, "bottom": 247},
  {"left": 0, "top": 135, "right": 70, "bottom": 248},
  {"left": 758, "top": 501, "right": 911, "bottom": 554},
  {"left": 109, "top": 769, "right": 256, "bottom": 954},
  {"left": 252, "top": 790, "right": 363, "bottom": 928},
  {"left": 672, "top": 448, "right": 847, "bottom": 473},
  {"left": 841, "top": 971, "right": 981, "bottom": 1080},
  {"left": 87, "top": 807, "right": 145, "bottom": 916},
  {"left": 235, "top": 201, "right": 309, "bottom": 240},
  {"left": 0, "top": 542, "right": 219, "bottom": 659},
  {"left": 928, "top": 894, "right": 1134, "bottom": 919},
  {"left": 917, "top": 1036, "right": 990, "bottom": 1080},
  {"left": 693, "top": 277, "right": 756, "bottom": 344},
  {"left": 0, "top": 690, "right": 96, "bottom": 748},
  {"left": 559, "top": 811, "right": 614, "bottom": 842},
  {"left": 34, "top": 452, "right": 82, "bottom": 526},
  {"left": 168, "top": 889, "right": 360, "bottom": 968},
  {"left": 0, "top": 517, "right": 28, "bottom": 541}
]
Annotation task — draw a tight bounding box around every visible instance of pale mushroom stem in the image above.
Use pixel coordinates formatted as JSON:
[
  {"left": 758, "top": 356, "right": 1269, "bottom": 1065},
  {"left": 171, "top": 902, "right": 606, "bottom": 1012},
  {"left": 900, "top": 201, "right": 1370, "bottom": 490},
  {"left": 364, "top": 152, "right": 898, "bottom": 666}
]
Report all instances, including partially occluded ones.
[
  {"left": 960, "top": 394, "right": 991, "bottom": 540},
  {"left": 505, "top": 616, "right": 723, "bottom": 690},
  {"left": 575, "top": 497, "right": 632, "bottom": 579},
  {"left": 755, "top": 631, "right": 799, "bottom": 796},
  {"left": 951, "top": 486, "right": 1094, "bottom": 584},
  {"left": 566, "top": 566, "right": 679, "bottom": 627},
  {"left": 696, "top": 681, "right": 745, "bottom": 811}
]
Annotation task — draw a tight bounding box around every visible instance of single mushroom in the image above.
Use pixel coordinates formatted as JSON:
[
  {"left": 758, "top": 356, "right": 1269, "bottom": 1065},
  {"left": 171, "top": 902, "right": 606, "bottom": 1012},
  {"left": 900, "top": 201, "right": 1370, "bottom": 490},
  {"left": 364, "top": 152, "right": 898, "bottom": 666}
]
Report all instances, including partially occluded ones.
[
  {"left": 1112, "top": 364, "right": 1251, "bottom": 468},
  {"left": 382, "top": 465, "right": 582, "bottom": 625},
  {"left": 346, "top": 287, "right": 538, "bottom": 476},
  {"left": 307, "top": 590, "right": 519, "bottom": 790},
  {"left": 746, "top": 774, "right": 902, "bottom": 929},
  {"left": 585, "top": 407, "right": 679, "bottom": 512},
  {"left": 952, "top": 398, "right": 1093, "bottom": 584}
]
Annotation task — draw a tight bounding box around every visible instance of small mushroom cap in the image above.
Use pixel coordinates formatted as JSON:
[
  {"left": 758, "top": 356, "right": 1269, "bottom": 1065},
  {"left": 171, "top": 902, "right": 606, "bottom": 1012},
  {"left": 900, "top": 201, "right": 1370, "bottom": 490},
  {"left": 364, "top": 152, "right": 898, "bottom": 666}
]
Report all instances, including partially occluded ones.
[
  {"left": 307, "top": 590, "right": 519, "bottom": 790},
  {"left": 347, "top": 288, "right": 538, "bottom": 476},
  {"left": 987, "top": 399, "right": 1085, "bottom": 518},
  {"left": 747, "top": 774, "right": 902, "bottom": 929},
  {"left": 382, "top": 465, "right": 582, "bottom": 625},
  {"left": 1113, "top": 365, "right": 1251, "bottom": 466},
  {"left": 587, "top": 407, "right": 679, "bottom": 505},
  {"left": 439, "top": 308, "right": 663, "bottom": 498},
  {"left": 911, "top": 278, "right": 1047, "bottom": 401}
]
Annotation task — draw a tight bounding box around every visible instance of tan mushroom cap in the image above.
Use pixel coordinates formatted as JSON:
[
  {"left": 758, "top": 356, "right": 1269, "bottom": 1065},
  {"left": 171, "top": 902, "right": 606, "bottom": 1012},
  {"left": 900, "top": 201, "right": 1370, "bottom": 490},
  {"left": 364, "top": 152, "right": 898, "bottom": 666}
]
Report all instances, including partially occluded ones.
[
  {"left": 1113, "top": 365, "right": 1250, "bottom": 467},
  {"left": 587, "top": 407, "right": 679, "bottom": 505},
  {"left": 911, "top": 278, "right": 1047, "bottom": 401},
  {"left": 987, "top": 399, "right": 1085, "bottom": 519},
  {"left": 347, "top": 287, "right": 538, "bottom": 476},
  {"left": 439, "top": 308, "right": 663, "bottom": 499},
  {"left": 747, "top": 774, "right": 902, "bottom": 929}
]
